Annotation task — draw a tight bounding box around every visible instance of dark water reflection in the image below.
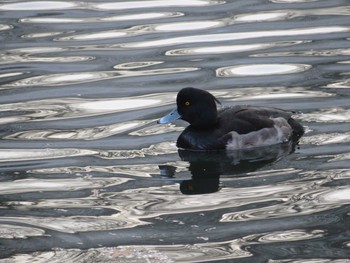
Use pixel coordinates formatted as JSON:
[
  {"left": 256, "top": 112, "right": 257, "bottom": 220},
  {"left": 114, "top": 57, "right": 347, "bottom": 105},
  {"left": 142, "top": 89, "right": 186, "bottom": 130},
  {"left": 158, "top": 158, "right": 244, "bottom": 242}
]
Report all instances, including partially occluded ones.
[
  {"left": 1, "top": 0, "right": 350, "bottom": 262},
  {"left": 176, "top": 141, "right": 297, "bottom": 195}
]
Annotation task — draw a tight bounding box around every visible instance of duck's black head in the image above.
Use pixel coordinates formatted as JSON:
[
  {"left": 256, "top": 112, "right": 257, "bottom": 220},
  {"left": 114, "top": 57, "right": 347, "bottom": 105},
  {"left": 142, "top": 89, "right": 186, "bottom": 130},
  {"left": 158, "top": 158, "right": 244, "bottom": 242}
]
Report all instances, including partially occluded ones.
[{"left": 159, "top": 87, "right": 220, "bottom": 129}]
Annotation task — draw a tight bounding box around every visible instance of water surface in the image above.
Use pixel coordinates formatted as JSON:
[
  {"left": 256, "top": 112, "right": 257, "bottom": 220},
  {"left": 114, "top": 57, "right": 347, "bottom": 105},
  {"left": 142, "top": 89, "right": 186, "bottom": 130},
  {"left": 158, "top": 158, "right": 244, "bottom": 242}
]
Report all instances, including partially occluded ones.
[{"left": 0, "top": 0, "right": 350, "bottom": 262}]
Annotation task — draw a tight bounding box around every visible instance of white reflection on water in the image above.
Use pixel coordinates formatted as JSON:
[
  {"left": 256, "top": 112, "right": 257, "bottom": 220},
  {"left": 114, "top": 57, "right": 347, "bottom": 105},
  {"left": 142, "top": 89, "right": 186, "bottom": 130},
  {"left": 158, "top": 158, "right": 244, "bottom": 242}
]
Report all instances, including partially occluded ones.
[
  {"left": 217, "top": 64, "right": 311, "bottom": 77},
  {"left": 97, "top": 142, "right": 177, "bottom": 160},
  {"left": 114, "top": 61, "right": 163, "bottom": 69},
  {"left": 31, "top": 161, "right": 188, "bottom": 178},
  {"left": 0, "top": 148, "right": 96, "bottom": 162},
  {"left": 243, "top": 229, "right": 325, "bottom": 243},
  {"left": 269, "top": 259, "right": 350, "bottom": 263},
  {"left": 1, "top": 228, "right": 328, "bottom": 262},
  {"left": 302, "top": 132, "right": 350, "bottom": 146},
  {"left": 0, "top": 24, "right": 13, "bottom": 31},
  {"left": 5, "top": 120, "right": 152, "bottom": 140},
  {"left": 0, "top": 72, "right": 27, "bottom": 79},
  {"left": 0, "top": 242, "right": 249, "bottom": 262},
  {"left": 234, "top": 6, "right": 350, "bottom": 23},
  {"left": 0, "top": 46, "right": 94, "bottom": 65},
  {"left": 253, "top": 48, "right": 350, "bottom": 58},
  {"left": 0, "top": 215, "right": 143, "bottom": 233},
  {"left": 209, "top": 86, "right": 331, "bottom": 101},
  {"left": 221, "top": 170, "right": 350, "bottom": 223},
  {"left": 95, "top": 0, "right": 225, "bottom": 10},
  {"left": 0, "top": 1, "right": 79, "bottom": 11},
  {"left": 118, "top": 26, "right": 349, "bottom": 49},
  {"left": 57, "top": 20, "right": 227, "bottom": 41},
  {"left": 129, "top": 123, "right": 184, "bottom": 136},
  {"left": 22, "top": 31, "right": 70, "bottom": 39},
  {"left": 0, "top": 93, "right": 175, "bottom": 124},
  {"left": 299, "top": 108, "right": 350, "bottom": 122},
  {"left": 326, "top": 80, "right": 350, "bottom": 89},
  {"left": 2, "top": 67, "right": 198, "bottom": 87},
  {"left": 20, "top": 12, "right": 184, "bottom": 23},
  {"left": 321, "top": 188, "right": 350, "bottom": 203},
  {"left": 0, "top": 143, "right": 176, "bottom": 163},
  {"left": 166, "top": 41, "right": 308, "bottom": 56},
  {"left": 0, "top": 224, "right": 45, "bottom": 239},
  {"left": 0, "top": 177, "right": 129, "bottom": 194},
  {"left": 0, "top": 53, "right": 93, "bottom": 65},
  {"left": 0, "top": 87, "right": 330, "bottom": 125}
]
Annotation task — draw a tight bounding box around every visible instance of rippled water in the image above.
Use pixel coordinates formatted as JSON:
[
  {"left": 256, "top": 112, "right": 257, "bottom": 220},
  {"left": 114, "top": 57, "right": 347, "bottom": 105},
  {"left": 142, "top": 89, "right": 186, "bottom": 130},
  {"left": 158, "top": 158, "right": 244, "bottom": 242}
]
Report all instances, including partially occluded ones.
[{"left": 0, "top": 0, "right": 350, "bottom": 262}]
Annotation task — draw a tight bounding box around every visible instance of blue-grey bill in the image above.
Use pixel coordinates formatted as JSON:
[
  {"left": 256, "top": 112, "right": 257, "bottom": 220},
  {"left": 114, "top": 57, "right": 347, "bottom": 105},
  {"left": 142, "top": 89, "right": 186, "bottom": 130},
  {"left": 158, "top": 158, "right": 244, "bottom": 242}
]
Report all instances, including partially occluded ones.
[{"left": 158, "top": 108, "right": 181, "bottom": 124}]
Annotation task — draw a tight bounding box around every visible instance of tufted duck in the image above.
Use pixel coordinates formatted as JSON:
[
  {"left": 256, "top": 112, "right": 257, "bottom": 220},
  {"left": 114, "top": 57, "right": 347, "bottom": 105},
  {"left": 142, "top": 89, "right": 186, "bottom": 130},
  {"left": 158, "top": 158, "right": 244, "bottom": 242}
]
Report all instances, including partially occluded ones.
[{"left": 158, "top": 87, "right": 304, "bottom": 150}]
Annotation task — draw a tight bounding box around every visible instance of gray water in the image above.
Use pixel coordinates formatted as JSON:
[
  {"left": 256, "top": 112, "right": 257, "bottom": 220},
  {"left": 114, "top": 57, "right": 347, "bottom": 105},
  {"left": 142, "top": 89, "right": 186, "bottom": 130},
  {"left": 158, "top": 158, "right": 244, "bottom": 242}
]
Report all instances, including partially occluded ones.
[{"left": 0, "top": 0, "right": 350, "bottom": 262}]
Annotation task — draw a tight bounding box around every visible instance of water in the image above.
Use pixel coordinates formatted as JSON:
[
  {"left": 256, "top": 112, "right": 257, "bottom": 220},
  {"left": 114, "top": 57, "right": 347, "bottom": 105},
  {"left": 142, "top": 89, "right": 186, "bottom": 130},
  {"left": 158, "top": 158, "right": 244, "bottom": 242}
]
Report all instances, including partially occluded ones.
[{"left": 0, "top": 0, "right": 350, "bottom": 262}]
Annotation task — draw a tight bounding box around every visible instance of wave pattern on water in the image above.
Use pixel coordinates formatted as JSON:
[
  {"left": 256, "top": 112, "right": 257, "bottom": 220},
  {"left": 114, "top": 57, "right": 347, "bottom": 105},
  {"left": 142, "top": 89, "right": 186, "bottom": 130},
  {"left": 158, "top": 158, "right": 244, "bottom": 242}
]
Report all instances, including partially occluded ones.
[{"left": 0, "top": 0, "right": 350, "bottom": 262}]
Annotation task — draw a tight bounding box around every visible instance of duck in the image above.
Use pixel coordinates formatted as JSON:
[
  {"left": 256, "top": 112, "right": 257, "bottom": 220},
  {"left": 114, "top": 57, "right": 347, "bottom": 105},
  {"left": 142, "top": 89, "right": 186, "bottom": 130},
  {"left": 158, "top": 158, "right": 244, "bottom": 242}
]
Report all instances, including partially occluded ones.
[{"left": 158, "top": 87, "right": 304, "bottom": 150}]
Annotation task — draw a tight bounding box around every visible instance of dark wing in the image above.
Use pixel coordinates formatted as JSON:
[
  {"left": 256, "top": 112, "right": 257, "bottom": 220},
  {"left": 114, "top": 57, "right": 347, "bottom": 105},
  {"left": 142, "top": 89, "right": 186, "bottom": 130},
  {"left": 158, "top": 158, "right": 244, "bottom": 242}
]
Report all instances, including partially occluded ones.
[{"left": 217, "top": 105, "right": 293, "bottom": 135}]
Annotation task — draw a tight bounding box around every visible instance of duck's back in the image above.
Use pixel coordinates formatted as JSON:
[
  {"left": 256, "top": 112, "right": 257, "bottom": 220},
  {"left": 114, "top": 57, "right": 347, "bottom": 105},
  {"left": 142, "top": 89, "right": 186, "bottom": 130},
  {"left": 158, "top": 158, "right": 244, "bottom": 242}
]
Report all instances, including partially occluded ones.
[{"left": 177, "top": 105, "right": 304, "bottom": 150}]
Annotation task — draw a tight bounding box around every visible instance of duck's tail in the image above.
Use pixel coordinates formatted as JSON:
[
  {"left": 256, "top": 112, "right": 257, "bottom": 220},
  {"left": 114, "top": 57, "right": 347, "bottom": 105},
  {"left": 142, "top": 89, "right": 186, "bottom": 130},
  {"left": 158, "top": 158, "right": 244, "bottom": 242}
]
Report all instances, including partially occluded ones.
[{"left": 288, "top": 118, "right": 305, "bottom": 138}]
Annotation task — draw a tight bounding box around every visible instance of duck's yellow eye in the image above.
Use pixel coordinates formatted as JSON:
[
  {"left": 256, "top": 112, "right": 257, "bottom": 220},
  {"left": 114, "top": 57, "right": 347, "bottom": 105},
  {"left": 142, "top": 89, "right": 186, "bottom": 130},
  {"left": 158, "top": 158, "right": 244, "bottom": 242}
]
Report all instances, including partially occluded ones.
[{"left": 185, "top": 101, "right": 190, "bottom": 106}]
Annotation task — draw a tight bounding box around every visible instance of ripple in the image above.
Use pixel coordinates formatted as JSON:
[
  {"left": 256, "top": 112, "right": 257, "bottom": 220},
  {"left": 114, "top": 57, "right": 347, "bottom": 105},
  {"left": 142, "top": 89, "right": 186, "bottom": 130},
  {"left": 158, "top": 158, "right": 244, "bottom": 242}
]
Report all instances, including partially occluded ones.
[
  {"left": 301, "top": 132, "right": 350, "bottom": 145},
  {"left": 0, "top": 72, "right": 27, "bottom": 79},
  {"left": 129, "top": 123, "right": 183, "bottom": 136},
  {"left": 0, "top": 24, "right": 13, "bottom": 31},
  {"left": 0, "top": 215, "right": 141, "bottom": 233},
  {"left": 58, "top": 31, "right": 130, "bottom": 41},
  {"left": 118, "top": 26, "right": 349, "bottom": 49},
  {"left": 0, "top": 224, "right": 45, "bottom": 239},
  {"left": 2, "top": 67, "right": 198, "bottom": 87},
  {"left": 253, "top": 48, "right": 350, "bottom": 58},
  {"left": 235, "top": 12, "right": 291, "bottom": 22},
  {"left": 271, "top": 0, "right": 319, "bottom": 2},
  {"left": 0, "top": 53, "right": 94, "bottom": 65},
  {"left": 0, "top": 177, "right": 129, "bottom": 194},
  {"left": 319, "top": 188, "right": 350, "bottom": 203},
  {"left": 31, "top": 161, "right": 187, "bottom": 178},
  {"left": 0, "top": 247, "right": 173, "bottom": 263},
  {"left": 0, "top": 148, "right": 96, "bottom": 162},
  {"left": 0, "top": 93, "right": 175, "bottom": 124},
  {"left": 0, "top": 1, "right": 79, "bottom": 11},
  {"left": 97, "top": 142, "right": 178, "bottom": 160},
  {"left": 21, "top": 31, "right": 67, "bottom": 39},
  {"left": 221, "top": 173, "right": 350, "bottom": 223},
  {"left": 0, "top": 46, "right": 93, "bottom": 65},
  {"left": 216, "top": 64, "right": 311, "bottom": 77},
  {"left": 268, "top": 259, "right": 350, "bottom": 263},
  {"left": 113, "top": 61, "right": 163, "bottom": 69},
  {"left": 154, "top": 21, "right": 223, "bottom": 32},
  {"left": 93, "top": 184, "right": 294, "bottom": 219},
  {"left": 299, "top": 108, "right": 350, "bottom": 123},
  {"left": 5, "top": 120, "right": 152, "bottom": 140},
  {"left": 244, "top": 229, "right": 325, "bottom": 243},
  {"left": 210, "top": 86, "right": 331, "bottom": 101},
  {"left": 20, "top": 12, "right": 184, "bottom": 23},
  {"left": 166, "top": 41, "right": 307, "bottom": 56},
  {"left": 326, "top": 80, "right": 350, "bottom": 89},
  {"left": 234, "top": 6, "right": 350, "bottom": 23},
  {"left": 57, "top": 20, "right": 226, "bottom": 41},
  {"left": 95, "top": 0, "right": 225, "bottom": 10},
  {"left": 0, "top": 241, "right": 250, "bottom": 263}
]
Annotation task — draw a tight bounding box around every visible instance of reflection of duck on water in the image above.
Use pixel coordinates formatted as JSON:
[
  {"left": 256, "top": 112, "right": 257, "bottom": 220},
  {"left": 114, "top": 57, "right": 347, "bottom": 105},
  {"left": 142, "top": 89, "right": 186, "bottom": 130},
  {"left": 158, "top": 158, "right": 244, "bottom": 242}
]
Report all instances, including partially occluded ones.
[
  {"left": 177, "top": 140, "right": 298, "bottom": 195},
  {"left": 158, "top": 87, "right": 304, "bottom": 194}
]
